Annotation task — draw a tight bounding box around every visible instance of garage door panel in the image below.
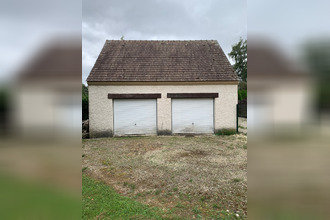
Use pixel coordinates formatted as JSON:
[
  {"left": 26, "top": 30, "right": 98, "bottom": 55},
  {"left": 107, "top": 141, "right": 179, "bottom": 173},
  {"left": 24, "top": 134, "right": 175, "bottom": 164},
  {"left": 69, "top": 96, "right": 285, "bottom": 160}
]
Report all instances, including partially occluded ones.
[
  {"left": 172, "top": 98, "right": 213, "bottom": 133},
  {"left": 114, "top": 99, "right": 156, "bottom": 135}
]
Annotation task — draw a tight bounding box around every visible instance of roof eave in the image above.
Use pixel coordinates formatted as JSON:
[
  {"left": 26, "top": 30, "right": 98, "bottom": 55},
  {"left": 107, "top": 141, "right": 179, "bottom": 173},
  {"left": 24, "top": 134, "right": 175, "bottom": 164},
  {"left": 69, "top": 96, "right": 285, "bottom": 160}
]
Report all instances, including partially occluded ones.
[{"left": 87, "top": 80, "right": 239, "bottom": 85}]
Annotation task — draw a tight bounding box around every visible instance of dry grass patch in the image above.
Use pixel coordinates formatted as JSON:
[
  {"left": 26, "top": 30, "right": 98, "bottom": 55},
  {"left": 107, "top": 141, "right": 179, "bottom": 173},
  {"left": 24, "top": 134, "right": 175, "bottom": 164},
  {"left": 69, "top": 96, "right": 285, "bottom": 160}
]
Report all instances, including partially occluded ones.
[{"left": 82, "top": 135, "right": 247, "bottom": 219}]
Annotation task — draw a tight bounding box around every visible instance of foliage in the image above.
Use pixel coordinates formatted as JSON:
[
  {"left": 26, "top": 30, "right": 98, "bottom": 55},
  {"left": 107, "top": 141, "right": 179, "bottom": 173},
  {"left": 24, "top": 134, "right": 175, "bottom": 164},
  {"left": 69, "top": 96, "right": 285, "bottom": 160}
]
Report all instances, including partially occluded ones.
[
  {"left": 304, "top": 40, "right": 330, "bottom": 110},
  {"left": 303, "top": 40, "right": 330, "bottom": 78},
  {"left": 82, "top": 84, "right": 89, "bottom": 121},
  {"left": 0, "top": 88, "right": 8, "bottom": 112},
  {"left": 238, "top": 81, "right": 247, "bottom": 90},
  {"left": 316, "top": 82, "right": 330, "bottom": 110},
  {"left": 228, "top": 38, "right": 247, "bottom": 82},
  {"left": 82, "top": 174, "right": 176, "bottom": 219},
  {"left": 0, "top": 87, "right": 9, "bottom": 131},
  {"left": 215, "top": 129, "right": 237, "bottom": 136},
  {"left": 238, "top": 90, "right": 247, "bottom": 101}
]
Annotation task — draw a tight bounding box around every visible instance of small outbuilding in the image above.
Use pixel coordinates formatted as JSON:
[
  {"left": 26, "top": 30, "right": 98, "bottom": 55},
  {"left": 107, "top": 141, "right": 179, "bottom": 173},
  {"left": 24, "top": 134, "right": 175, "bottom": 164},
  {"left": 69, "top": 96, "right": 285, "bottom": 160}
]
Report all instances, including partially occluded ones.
[{"left": 87, "top": 40, "right": 238, "bottom": 137}]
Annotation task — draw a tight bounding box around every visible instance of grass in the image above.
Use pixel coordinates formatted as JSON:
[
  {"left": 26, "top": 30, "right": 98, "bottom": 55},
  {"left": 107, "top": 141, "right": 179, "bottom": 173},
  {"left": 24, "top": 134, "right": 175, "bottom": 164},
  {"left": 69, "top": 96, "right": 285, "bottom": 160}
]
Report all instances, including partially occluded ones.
[
  {"left": 83, "top": 174, "right": 178, "bottom": 219},
  {"left": 83, "top": 135, "right": 247, "bottom": 219},
  {"left": 0, "top": 174, "right": 80, "bottom": 220}
]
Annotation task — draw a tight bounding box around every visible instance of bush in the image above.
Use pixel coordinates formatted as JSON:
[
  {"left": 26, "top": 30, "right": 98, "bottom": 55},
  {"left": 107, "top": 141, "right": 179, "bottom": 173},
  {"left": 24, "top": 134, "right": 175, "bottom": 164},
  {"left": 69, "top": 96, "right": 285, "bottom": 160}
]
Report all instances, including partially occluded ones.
[
  {"left": 0, "top": 88, "right": 9, "bottom": 132},
  {"left": 238, "top": 90, "right": 247, "bottom": 101},
  {"left": 215, "top": 129, "right": 237, "bottom": 136},
  {"left": 82, "top": 84, "right": 89, "bottom": 120}
]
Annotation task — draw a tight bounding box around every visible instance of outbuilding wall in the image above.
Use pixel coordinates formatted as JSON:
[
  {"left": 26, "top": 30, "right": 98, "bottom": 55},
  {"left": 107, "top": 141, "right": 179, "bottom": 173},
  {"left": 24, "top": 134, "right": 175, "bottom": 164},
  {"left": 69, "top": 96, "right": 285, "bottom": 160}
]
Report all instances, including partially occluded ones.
[{"left": 89, "top": 83, "right": 238, "bottom": 137}]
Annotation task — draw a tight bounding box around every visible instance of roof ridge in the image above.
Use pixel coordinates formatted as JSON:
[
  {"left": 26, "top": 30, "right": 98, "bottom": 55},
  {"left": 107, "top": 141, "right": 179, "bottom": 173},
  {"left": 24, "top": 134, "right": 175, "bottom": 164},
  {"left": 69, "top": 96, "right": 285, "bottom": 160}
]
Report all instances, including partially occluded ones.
[{"left": 106, "top": 40, "right": 217, "bottom": 42}]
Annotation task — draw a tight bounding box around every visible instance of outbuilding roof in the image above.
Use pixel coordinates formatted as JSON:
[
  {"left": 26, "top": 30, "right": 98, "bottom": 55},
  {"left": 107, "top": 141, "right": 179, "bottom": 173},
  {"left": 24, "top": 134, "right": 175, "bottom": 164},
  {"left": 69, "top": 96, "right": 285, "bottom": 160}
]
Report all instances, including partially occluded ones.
[
  {"left": 19, "top": 42, "right": 81, "bottom": 81},
  {"left": 87, "top": 40, "right": 238, "bottom": 82}
]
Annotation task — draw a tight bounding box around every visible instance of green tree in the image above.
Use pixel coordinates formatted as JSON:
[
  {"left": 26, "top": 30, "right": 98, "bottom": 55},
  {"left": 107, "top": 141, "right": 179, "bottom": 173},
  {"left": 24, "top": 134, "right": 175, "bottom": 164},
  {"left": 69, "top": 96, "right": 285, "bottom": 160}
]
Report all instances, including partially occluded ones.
[
  {"left": 228, "top": 38, "right": 247, "bottom": 82},
  {"left": 0, "top": 87, "right": 9, "bottom": 132},
  {"left": 82, "top": 84, "right": 89, "bottom": 121},
  {"left": 304, "top": 40, "right": 330, "bottom": 111}
]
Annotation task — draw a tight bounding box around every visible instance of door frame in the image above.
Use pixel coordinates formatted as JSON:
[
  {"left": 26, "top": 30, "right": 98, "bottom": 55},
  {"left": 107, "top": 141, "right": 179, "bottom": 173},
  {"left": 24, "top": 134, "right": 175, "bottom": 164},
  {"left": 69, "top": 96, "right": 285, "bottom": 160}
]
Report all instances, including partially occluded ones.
[{"left": 170, "top": 97, "right": 215, "bottom": 134}]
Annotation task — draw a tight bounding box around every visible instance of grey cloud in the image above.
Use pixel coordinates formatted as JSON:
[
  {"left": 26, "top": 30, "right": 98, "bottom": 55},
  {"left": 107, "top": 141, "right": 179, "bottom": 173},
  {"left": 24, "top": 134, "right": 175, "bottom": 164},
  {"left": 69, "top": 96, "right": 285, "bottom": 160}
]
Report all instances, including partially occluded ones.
[
  {"left": 0, "top": 0, "right": 81, "bottom": 81},
  {"left": 82, "top": 0, "right": 247, "bottom": 83}
]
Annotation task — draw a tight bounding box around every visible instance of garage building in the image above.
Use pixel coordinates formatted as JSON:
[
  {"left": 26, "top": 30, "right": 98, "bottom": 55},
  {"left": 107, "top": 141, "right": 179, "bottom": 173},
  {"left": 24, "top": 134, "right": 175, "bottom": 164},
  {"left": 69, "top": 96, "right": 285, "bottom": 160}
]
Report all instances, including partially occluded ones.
[{"left": 87, "top": 40, "right": 238, "bottom": 137}]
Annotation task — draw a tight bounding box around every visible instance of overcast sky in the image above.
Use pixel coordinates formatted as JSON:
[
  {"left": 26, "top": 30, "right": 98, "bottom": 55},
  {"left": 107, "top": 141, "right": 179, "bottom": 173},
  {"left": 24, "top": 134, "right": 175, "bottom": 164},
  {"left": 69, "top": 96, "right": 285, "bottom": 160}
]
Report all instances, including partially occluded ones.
[
  {"left": 0, "top": 0, "right": 81, "bottom": 83},
  {"left": 82, "top": 0, "right": 247, "bottom": 84},
  {"left": 2, "top": 1, "right": 328, "bottom": 85},
  {"left": 248, "top": 0, "right": 330, "bottom": 57}
]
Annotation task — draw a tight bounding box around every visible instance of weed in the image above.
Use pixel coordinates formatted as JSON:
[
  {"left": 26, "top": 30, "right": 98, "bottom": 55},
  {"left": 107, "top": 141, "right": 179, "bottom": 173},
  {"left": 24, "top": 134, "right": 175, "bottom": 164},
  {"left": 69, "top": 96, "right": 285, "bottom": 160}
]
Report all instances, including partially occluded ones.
[
  {"left": 101, "top": 159, "right": 112, "bottom": 166},
  {"left": 192, "top": 206, "right": 201, "bottom": 214},
  {"left": 82, "top": 167, "right": 88, "bottom": 172},
  {"left": 155, "top": 189, "right": 161, "bottom": 195},
  {"left": 233, "top": 178, "right": 241, "bottom": 183},
  {"left": 165, "top": 192, "right": 173, "bottom": 197},
  {"left": 136, "top": 193, "right": 143, "bottom": 197},
  {"left": 216, "top": 209, "right": 242, "bottom": 219},
  {"left": 186, "top": 193, "right": 192, "bottom": 201},
  {"left": 215, "top": 129, "right": 237, "bottom": 136},
  {"left": 127, "top": 183, "right": 136, "bottom": 191},
  {"left": 175, "top": 202, "right": 184, "bottom": 208}
]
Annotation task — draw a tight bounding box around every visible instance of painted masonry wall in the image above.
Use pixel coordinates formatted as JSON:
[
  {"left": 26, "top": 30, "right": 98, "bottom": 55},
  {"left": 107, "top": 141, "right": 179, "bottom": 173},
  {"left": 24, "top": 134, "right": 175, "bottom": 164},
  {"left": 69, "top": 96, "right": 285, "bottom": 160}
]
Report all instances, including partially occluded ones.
[{"left": 89, "top": 84, "right": 238, "bottom": 137}]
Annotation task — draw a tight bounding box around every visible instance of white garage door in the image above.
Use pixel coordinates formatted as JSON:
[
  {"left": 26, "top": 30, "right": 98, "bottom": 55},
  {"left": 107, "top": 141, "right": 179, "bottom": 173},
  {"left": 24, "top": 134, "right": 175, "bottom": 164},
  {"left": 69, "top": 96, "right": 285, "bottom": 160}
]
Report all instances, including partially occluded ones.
[
  {"left": 172, "top": 98, "right": 214, "bottom": 133},
  {"left": 114, "top": 99, "right": 157, "bottom": 135}
]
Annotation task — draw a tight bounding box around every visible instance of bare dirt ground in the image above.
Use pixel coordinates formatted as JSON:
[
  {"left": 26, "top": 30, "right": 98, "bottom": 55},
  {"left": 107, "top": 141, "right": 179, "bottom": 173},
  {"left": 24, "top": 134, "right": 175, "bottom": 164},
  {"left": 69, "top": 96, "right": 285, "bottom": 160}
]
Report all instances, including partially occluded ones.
[{"left": 82, "top": 133, "right": 247, "bottom": 219}]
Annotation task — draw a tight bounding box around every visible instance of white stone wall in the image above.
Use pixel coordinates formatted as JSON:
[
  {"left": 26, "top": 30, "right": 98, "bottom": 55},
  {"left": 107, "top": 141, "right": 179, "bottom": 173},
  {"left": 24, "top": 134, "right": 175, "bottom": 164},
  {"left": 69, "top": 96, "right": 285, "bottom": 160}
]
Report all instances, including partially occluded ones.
[
  {"left": 13, "top": 81, "right": 81, "bottom": 138},
  {"left": 89, "top": 84, "right": 238, "bottom": 137},
  {"left": 248, "top": 78, "right": 312, "bottom": 134}
]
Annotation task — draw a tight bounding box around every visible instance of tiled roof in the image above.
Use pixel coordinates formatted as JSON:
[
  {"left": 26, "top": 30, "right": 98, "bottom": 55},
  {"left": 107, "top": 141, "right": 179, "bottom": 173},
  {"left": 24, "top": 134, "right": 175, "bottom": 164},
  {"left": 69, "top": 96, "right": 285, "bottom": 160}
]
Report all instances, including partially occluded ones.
[
  {"left": 19, "top": 42, "right": 81, "bottom": 81},
  {"left": 248, "top": 42, "right": 308, "bottom": 80},
  {"left": 87, "top": 40, "right": 238, "bottom": 82}
]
